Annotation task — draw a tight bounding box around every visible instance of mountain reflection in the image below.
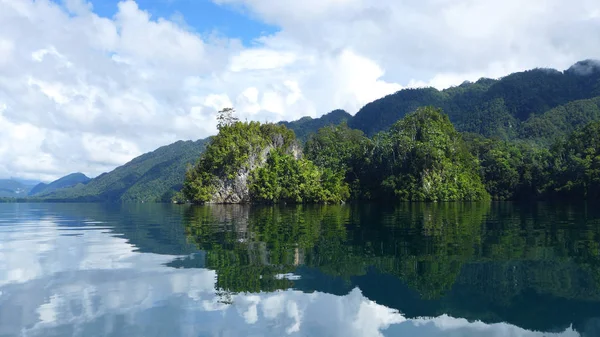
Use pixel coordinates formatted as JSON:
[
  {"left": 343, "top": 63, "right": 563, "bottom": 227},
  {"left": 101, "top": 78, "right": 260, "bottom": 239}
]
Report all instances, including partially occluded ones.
[
  {"left": 179, "top": 202, "right": 600, "bottom": 334},
  {"left": 0, "top": 203, "right": 598, "bottom": 336}
]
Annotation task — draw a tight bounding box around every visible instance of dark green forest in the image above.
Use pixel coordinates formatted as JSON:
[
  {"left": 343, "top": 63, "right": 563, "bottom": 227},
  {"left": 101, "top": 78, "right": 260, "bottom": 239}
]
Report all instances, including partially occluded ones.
[
  {"left": 184, "top": 59, "right": 600, "bottom": 203},
  {"left": 181, "top": 119, "right": 350, "bottom": 204},
  {"left": 279, "top": 109, "right": 351, "bottom": 142},
  {"left": 183, "top": 104, "right": 600, "bottom": 203},
  {"left": 348, "top": 60, "right": 600, "bottom": 139}
]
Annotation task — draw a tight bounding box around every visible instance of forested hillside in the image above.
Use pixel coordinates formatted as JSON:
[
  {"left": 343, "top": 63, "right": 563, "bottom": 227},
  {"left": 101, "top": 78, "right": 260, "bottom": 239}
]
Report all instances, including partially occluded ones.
[
  {"left": 519, "top": 96, "right": 600, "bottom": 144},
  {"left": 182, "top": 107, "right": 489, "bottom": 204},
  {"left": 280, "top": 109, "right": 351, "bottom": 142},
  {"left": 41, "top": 139, "right": 209, "bottom": 202},
  {"left": 304, "top": 107, "right": 489, "bottom": 201},
  {"left": 28, "top": 173, "right": 90, "bottom": 196},
  {"left": 181, "top": 117, "right": 349, "bottom": 204},
  {"left": 349, "top": 60, "right": 600, "bottom": 139}
]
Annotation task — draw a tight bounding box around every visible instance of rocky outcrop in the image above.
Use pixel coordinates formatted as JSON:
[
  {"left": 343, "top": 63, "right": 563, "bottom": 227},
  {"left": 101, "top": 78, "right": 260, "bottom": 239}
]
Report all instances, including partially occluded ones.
[
  {"left": 182, "top": 121, "right": 306, "bottom": 204},
  {"left": 208, "top": 141, "right": 302, "bottom": 204}
]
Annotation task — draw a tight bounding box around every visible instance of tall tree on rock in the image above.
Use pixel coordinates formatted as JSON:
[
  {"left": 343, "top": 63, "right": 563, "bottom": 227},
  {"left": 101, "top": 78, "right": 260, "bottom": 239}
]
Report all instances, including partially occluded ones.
[{"left": 217, "top": 107, "right": 239, "bottom": 130}]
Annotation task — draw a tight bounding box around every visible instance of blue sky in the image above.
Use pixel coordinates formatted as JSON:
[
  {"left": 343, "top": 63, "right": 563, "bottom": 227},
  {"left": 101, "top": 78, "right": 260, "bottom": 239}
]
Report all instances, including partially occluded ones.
[{"left": 62, "top": 0, "right": 277, "bottom": 44}]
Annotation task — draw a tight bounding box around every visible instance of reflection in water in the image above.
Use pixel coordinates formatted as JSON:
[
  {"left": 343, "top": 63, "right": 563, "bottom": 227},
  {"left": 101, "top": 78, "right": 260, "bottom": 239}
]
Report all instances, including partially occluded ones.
[
  {"left": 182, "top": 203, "right": 600, "bottom": 335},
  {"left": 0, "top": 203, "right": 598, "bottom": 336}
]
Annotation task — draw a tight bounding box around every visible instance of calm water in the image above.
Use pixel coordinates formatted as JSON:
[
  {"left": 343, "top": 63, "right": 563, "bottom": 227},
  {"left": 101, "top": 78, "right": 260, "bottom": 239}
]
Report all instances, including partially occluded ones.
[{"left": 0, "top": 202, "right": 599, "bottom": 337}]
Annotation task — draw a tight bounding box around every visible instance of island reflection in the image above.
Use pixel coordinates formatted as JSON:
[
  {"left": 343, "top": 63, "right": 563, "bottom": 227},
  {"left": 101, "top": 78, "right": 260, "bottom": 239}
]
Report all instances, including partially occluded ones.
[
  {"left": 0, "top": 203, "right": 598, "bottom": 336},
  {"left": 177, "top": 202, "right": 600, "bottom": 335}
]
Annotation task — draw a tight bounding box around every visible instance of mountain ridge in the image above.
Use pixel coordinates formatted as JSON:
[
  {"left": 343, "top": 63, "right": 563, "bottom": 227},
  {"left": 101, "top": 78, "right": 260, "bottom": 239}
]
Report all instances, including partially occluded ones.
[
  {"left": 280, "top": 109, "right": 352, "bottom": 142},
  {"left": 40, "top": 139, "right": 209, "bottom": 202},
  {"left": 0, "top": 179, "right": 32, "bottom": 198},
  {"left": 349, "top": 60, "right": 600, "bottom": 138},
  {"left": 29, "top": 173, "right": 91, "bottom": 196}
]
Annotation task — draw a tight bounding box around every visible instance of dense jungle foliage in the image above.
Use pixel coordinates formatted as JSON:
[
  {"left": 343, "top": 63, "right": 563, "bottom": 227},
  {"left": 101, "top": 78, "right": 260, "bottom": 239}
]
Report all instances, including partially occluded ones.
[
  {"left": 181, "top": 121, "right": 296, "bottom": 203},
  {"left": 348, "top": 60, "right": 600, "bottom": 138},
  {"left": 182, "top": 102, "right": 600, "bottom": 203},
  {"left": 305, "top": 107, "right": 489, "bottom": 201},
  {"left": 181, "top": 119, "right": 350, "bottom": 204}
]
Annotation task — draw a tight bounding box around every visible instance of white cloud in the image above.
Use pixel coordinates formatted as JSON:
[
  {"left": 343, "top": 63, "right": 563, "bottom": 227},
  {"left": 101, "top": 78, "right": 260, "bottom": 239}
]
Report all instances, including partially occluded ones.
[
  {"left": 0, "top": 0, "right": 599, "bottom": 180},
  {"left": 230, "top": 49, "right": 297, "bottom": 72},
  {"left": 216, "top": 0, "right": 600, "bottom": 80}
]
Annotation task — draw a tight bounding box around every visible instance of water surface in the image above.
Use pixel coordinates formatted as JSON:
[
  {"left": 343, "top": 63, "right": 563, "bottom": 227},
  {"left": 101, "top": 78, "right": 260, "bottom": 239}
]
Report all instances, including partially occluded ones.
[{"left": 0, "top": 202, "right": 598, "bottom": 336}]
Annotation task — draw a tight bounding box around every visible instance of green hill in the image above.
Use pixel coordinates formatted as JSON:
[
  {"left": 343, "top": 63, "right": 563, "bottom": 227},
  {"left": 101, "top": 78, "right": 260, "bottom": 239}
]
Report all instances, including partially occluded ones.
[
  {"left": 279, "top": 109, "right": 352, "bottom": 142},
  {"left": 41, "top": 139, "right": 209, "bottom": 202},
  {"left": 519, "top": 96, "right": 600, "bottom": 144},
  {"left": 181, "top": 120, "right": 348, "bottom": 204},
  {"left": 29, "top": 173, "right": 90, "bottom": 196},
  {"left": 349, "top": 60, "right": 600, "bottom": 139}
]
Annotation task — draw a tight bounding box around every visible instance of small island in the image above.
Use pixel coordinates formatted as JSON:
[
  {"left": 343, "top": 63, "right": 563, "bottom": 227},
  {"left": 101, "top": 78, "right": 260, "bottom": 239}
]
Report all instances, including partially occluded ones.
[
  {"left": 180, "top": 106, "right": 488, "bottom": 204},
  {"left": 180, "top": 104, "right": 600, "bottom": 204}
]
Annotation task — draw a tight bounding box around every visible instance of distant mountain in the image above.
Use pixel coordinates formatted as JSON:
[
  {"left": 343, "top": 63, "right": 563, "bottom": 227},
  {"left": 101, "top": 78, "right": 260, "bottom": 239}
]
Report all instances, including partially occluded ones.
[
  {"left": 27, "top": 183, "right": 46, "bottom": 196},
  {"left": 10, "top": 177, "right": 42, "bottom": 186},
  {"left": 280, "top": 109, "right": 352, "bottom": 142},
  {"left": 0, "top": 179, "right": 32, "bottom": 197},
  {"left": 29, "top": 173, "right": 91, "bottom": 196},
  {"left": 348, "top": 60, "right": 600, "bottom": 139},
  {"left": 41, "top": 139, "right": 209, "bottom": 202}
]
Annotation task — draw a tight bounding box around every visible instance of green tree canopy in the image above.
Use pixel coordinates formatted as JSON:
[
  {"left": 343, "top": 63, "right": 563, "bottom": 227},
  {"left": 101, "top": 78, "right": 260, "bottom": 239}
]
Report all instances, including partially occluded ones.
[
  {"left": 374, "top": 107, "right": 489, "bottom": 201},
  {"left": 550, "top": 121, "right": 600, "bottom": 199}
]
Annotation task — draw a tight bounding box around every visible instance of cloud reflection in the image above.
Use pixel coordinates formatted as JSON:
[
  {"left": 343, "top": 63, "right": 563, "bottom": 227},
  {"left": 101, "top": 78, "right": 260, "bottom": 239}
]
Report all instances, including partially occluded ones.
[{"left": 0, "top": 205, "right": 585, "bottom": 337}]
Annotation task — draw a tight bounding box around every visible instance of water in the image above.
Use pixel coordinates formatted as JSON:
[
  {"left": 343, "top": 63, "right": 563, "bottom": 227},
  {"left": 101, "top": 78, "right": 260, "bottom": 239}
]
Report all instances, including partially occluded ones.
[{"left": 0, "top": 202, "right": 599, "bottom": 336}]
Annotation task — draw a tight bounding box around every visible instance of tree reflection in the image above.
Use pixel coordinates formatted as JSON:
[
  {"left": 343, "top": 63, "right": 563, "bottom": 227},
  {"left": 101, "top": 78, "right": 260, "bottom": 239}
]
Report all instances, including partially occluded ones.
[
  {"left": 179, "top": 201, "right": 600, "bottom": 332},
  {"left": 182, "top": 205, "right": 349, "bottom": 298}
]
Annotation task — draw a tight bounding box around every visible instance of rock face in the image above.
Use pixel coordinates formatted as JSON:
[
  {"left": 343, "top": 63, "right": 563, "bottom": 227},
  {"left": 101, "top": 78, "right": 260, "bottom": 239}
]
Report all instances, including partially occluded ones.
[
  {"left": 182, "top": 121, "right": 303, "bottom": 204},
  {"left": 208, "top": 141, "right": 302, "bottom": 204},
  {"left": 210, "top": 168, "right": 253, "bottom": 203}
]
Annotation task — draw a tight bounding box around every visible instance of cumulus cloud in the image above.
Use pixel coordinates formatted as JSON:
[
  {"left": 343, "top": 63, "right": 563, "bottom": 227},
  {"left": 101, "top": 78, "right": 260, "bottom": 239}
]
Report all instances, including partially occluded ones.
[
  {"left": 215, "top": 0, "right": 600, "bottom": 79},
  {"left": 0, "top": 0, "right": 599, "bottom": 180}
]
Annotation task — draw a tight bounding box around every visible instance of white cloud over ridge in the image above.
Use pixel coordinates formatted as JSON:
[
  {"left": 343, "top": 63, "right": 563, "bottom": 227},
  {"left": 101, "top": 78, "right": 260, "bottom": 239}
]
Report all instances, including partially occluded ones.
[{"left": 0, "top": 0, "right": 599, "bottom": 180}]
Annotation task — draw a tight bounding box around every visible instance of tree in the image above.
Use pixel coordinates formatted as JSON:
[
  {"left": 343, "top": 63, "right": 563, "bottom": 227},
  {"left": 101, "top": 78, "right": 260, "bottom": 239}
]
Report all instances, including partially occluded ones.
[
  {"left": 304, "top": 122, "right": 372, "bottom": 198},
  {"left": 182, "top": 119, "right": 348, "bottom": 204},
  {"left": 375, "top": 107, "right": 489, "bottom": 201},
  {"left": 549, "top": 121, "right": 600, "bottom": 199},
  {"left": 216, "top": 107, "right": 239, "bottom": 130},
  {"left": 249, "top": 149, "right": 349, "bottom": 204}
]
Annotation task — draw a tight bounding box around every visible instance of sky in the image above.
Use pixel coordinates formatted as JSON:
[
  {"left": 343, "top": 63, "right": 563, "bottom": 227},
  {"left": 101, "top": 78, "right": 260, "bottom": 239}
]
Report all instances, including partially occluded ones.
[{"left": 0, "top": 0, "right": 599, "bottom": 182}]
